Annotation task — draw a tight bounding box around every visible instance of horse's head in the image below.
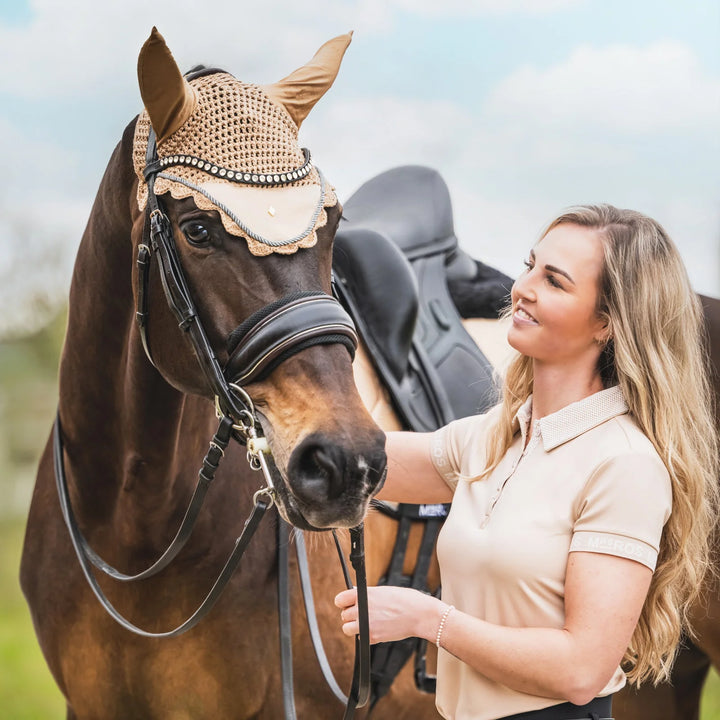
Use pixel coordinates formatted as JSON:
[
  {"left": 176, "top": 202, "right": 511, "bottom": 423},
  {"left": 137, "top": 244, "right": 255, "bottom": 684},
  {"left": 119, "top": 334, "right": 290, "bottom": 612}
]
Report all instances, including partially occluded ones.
[{"left": 130, "top": 28, "right": 385, "bottom": 530}]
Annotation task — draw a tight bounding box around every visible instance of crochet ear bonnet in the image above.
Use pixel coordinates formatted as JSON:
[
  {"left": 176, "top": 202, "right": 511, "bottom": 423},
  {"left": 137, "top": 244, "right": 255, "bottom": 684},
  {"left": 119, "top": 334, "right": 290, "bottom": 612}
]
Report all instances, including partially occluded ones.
[{"left": 132, "top": 27, "right": 351, "bottom": 256}]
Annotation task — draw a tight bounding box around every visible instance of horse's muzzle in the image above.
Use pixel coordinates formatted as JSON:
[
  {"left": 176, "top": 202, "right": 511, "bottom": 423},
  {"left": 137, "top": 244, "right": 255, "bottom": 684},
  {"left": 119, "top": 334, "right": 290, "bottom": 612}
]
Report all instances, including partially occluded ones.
[{"left": 283, "top": 432, "right": 387, "bottom": 529}]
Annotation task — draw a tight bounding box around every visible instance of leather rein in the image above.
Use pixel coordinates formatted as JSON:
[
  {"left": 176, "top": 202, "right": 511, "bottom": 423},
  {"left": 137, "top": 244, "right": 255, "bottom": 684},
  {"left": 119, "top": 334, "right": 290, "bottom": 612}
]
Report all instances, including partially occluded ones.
[{"left": 53, "top": 126, "right": 372, "bottom": 717}]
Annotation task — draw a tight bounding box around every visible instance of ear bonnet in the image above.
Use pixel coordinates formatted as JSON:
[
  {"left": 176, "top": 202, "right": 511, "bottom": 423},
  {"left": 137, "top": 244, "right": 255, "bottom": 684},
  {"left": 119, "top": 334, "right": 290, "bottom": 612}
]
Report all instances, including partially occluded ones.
[{"left": 132, "top": 28, "right": 350, "bottom": 256}]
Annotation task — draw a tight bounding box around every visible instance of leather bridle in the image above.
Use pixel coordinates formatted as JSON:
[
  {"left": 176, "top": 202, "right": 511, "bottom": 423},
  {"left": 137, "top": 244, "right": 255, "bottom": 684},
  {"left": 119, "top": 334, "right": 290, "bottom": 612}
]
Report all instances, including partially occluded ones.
[{"left": 54, "top": 123, "right": 373, "bottom": 717}]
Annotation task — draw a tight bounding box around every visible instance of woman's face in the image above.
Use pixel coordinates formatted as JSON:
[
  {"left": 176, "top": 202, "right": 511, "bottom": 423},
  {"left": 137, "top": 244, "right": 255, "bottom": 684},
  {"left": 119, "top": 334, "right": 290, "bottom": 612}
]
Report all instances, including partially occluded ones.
[{"left": 508, "top": 222, "right": 608, "bottom": 371}]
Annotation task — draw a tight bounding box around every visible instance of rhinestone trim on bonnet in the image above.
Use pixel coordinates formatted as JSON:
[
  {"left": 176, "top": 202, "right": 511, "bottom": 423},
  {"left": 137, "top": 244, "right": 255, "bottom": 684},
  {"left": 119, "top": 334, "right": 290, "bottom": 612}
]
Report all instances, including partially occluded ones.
[
  {"left": 156, "top": 147, "right": 314, "bottom": 186},
  {"left": 133, "top": 71, "right": 338, "bottom": 256}
]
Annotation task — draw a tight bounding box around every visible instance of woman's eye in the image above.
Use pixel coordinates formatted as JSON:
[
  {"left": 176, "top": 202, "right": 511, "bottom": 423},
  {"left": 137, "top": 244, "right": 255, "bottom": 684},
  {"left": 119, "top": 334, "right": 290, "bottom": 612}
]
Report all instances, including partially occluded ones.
[
  {"left": 522, "top": 259, "right": 533, "bottom": 271},
  {"left": 181, "top": 221, "right": 211, "bottom": 247}
]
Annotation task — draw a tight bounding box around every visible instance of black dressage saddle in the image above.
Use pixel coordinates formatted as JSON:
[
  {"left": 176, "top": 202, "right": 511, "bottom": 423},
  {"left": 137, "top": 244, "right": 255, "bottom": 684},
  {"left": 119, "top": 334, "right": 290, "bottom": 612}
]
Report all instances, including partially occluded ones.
[
  {"left": 332, "top": 166, "right": 503, "bottom": 704},
  {"left": 333, "top": 165, "right": 500, "bottom": 431}
]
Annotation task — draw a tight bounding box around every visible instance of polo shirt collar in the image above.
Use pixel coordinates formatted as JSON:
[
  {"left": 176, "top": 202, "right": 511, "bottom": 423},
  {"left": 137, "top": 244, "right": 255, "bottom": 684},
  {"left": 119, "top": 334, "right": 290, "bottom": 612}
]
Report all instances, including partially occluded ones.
[{"left": 514, "top": 385, "right": 629, "bottom": 452}]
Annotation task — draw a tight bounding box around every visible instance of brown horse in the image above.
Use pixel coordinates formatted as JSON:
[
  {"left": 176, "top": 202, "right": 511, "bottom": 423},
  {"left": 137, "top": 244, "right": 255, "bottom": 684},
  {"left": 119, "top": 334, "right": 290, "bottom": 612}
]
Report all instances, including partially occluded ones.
[{"left": 18, "top": 28, "right": 442, "bottom": 720}]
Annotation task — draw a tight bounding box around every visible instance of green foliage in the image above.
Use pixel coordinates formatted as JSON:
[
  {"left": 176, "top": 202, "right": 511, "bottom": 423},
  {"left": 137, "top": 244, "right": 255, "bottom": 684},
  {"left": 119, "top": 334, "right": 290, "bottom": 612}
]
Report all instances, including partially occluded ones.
[
  {"left": 0, "top": 313, "right": 66, "bottom": 716},
  {"left": 0, "top": 308, "right": 64, "bottom": 515},
  {"left": 707, "top": 673, "right": 720, "bottom": 719},
  {"left": 0, "top": 517, "right": 65, "bottom": 718}
]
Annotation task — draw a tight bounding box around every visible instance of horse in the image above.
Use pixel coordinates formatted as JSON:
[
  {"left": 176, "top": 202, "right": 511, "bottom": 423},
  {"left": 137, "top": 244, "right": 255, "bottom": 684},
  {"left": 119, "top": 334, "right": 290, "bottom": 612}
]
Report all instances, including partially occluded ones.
[{"left": 18, "top": 28, "right": 444, "bottom": 719}]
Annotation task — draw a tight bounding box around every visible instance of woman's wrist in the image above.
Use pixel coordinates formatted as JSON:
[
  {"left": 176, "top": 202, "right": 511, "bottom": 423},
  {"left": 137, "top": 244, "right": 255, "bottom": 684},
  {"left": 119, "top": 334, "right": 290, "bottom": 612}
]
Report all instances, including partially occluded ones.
[
  {"left": 435, "top": 603, "right": 455, "bottom": 648},
  {"left": 416, "top": 595, "right": 455, "bottom": 646}
]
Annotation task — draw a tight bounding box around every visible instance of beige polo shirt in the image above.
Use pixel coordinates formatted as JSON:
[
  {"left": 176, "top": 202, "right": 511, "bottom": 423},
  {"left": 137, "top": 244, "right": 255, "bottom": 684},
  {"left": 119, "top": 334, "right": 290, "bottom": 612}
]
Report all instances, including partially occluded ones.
[{"left": 430, "top": 386, "right": 672, "bottom": 720}]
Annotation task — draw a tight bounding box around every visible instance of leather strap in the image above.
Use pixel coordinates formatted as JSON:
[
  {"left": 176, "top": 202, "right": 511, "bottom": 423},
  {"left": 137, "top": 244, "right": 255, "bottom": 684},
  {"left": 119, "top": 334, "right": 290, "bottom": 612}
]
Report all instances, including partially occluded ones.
[
  {"left": 135, "top": 241, "right": 154, "bottom": 366},
  {"left": 225, "top": 294, "right": 357, "bottom": 385},
  {"left": 366, "top": 501, "right": 447, "bottom": 702},
  {"left": 59, "top": 414, "right": 234, "bottom": 583},
  {"left": 277, "top": 520, "right": 370, "bottom": 719},
  {"left": 54, "top": 414, "right": 271, "bottom": 637},
  {"left": 498, "top": 696, "right": 613, "bottom": 720},
  {"left": 144, "top": 173, "right": 250, "bottom": 422},
  {"left": 278, "top": 519, "right": 298, "bottom": 720},
  {"left": 295, "top": 529, "right": 348, "bottom": 704},
  {"left": 343, "top": 525, "right": 371, "bottom": 717}
]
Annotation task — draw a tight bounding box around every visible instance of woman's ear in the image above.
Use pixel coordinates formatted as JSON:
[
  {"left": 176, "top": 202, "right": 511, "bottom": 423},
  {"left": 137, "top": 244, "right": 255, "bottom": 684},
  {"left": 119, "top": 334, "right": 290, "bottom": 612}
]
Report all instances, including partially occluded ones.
[{"left": 594, "top": 315, "right": 613, "bottom": 346}]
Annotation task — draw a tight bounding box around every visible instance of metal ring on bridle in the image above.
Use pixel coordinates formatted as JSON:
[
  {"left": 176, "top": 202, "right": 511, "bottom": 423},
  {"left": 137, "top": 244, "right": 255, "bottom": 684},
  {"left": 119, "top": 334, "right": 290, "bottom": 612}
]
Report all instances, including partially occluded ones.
[
  {"left": 228, "top": 382, "right": 255, "bottom": 414},
  {"left": 253, "top": 486, "right": 275, "bottom": 508},
  {"left": 215, "top": 382, "right": 259, "bottom": 435}
]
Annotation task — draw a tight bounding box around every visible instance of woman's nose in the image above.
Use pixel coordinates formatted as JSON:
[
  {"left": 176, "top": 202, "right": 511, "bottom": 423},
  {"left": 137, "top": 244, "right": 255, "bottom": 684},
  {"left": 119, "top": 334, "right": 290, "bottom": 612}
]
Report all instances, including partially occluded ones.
[{"left": 512, "top": 270, "right": 536, "bottom": 302}]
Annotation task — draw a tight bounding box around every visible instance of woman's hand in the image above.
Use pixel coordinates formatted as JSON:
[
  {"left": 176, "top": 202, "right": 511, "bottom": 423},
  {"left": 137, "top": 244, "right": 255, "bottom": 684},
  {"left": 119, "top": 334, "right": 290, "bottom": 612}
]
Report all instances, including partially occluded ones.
[{"left": 335, "top": 586, "right": 444, "bottom": 644}]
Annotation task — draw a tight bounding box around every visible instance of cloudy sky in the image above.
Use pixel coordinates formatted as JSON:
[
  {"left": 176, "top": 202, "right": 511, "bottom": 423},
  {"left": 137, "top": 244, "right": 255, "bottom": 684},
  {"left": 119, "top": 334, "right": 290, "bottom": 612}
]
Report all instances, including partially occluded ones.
[{"left": 0, "top": 0, "right": 718, "bottom": 336}]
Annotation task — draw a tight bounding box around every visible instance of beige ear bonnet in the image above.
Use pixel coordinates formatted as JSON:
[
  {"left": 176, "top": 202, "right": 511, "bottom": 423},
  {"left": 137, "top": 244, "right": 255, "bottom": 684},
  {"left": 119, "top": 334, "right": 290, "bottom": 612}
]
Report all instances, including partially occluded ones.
[{"left": 132, "top": 29, "right": 351, "bottom": 257}]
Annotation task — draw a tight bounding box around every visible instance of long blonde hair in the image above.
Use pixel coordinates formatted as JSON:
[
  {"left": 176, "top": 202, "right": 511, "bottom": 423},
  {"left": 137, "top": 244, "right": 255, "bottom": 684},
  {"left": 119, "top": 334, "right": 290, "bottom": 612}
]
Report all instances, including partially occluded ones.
[{"left": 481, "top": 204, "right": 718, "bottom": 684}]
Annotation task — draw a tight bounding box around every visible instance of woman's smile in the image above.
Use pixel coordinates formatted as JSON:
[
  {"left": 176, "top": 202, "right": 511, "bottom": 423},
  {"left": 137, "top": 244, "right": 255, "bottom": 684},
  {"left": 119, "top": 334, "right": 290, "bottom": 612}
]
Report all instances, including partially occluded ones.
[{"left": 513, "top": 305, "right": 538, "bottom": 325}]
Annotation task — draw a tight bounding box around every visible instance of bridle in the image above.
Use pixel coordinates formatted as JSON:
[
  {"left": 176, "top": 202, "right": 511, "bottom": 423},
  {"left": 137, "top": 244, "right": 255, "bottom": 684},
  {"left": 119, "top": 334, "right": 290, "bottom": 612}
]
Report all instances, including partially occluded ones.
[{"left": 54, "top": 122, "right": 373, "bottom": 717}]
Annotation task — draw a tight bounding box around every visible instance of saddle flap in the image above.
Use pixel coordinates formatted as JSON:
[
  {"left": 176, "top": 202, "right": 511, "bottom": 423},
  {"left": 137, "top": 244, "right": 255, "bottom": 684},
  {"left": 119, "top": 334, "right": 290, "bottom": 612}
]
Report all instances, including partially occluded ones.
[{"left": 333, "top": 227, "right": 418, "bottom": 383}]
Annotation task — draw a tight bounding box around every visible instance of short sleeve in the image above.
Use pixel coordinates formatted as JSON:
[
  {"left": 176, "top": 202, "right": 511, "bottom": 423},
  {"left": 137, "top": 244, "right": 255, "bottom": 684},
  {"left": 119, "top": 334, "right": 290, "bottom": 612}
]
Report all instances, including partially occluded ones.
[
  {"left": 570, "top": 452, "right": 672, "bottom": 570},
  {"left": 430, "top": 409, "right": 498, "bottom": 491}
]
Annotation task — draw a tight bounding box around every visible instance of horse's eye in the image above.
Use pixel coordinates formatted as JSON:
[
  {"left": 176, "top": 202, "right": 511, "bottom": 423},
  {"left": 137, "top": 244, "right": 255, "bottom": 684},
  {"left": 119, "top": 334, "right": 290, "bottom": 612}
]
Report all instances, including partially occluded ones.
[{"left": 181, "top": 221, "right": 211, "bottom": 247}]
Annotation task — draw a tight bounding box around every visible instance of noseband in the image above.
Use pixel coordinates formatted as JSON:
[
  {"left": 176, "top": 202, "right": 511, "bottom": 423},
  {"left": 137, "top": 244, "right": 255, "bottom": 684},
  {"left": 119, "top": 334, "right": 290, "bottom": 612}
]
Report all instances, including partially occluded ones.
[{"left": 54, "top": 125, "right": 372, "bottom": 717}]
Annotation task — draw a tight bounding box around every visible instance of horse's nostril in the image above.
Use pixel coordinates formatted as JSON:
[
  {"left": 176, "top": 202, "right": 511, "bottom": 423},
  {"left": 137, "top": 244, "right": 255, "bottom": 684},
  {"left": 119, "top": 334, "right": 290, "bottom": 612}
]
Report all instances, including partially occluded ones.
[
  {"left": 290, "top": 440, "right": 348, "bottom": 504},
  {"left": 312, "top": 447, "right": 336, "bottom": 478}
]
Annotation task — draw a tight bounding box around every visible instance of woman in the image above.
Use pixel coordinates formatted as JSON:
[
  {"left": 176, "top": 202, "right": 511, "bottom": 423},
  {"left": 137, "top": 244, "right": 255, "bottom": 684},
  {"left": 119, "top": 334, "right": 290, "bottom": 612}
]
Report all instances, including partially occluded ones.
[{"left": 335, "top": 205, "right": 719, "bottom": 720}]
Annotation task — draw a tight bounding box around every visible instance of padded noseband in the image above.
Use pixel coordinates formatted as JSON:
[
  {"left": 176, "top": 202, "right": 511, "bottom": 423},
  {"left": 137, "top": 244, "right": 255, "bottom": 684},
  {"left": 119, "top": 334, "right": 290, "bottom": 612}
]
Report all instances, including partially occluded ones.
[{"left": 225, "top": 291, "right": 357, "bottom": 385}]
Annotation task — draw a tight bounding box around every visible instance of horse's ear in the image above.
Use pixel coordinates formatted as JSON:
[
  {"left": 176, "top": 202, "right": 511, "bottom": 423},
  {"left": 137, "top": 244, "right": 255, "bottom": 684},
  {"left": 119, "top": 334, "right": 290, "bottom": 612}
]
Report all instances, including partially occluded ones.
[
  {"left": 262, "top": 32, "right": 352, "bottom": 129},
  {"left": 137, "top": 27, "right": 197, "bottom": 143}
]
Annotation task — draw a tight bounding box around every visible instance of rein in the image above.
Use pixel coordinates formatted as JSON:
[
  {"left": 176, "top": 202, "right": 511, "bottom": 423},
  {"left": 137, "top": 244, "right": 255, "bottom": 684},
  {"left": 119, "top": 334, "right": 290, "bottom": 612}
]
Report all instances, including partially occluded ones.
[
  {"left": 54, "top": 126, "right": 372, "bottom": 716},
  {"left": 278, "top": 522, "right": 371, "bottom": 720},
  {"left": 54, "top": 411, "right": 273, "bottom": 638}
]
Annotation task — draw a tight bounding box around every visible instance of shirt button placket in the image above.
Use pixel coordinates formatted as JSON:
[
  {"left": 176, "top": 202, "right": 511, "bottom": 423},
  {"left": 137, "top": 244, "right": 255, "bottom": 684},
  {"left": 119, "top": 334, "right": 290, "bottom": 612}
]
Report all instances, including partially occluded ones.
[{"left": 480, "top": 451, "right": 524, "bottom": 530}]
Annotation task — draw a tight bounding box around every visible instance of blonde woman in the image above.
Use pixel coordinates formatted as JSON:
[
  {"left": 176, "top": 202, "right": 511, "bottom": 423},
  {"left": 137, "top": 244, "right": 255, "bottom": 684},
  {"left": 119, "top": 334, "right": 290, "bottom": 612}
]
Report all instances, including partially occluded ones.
[{"left": 336, "top": 205, "right": 718, "bottom": 720}]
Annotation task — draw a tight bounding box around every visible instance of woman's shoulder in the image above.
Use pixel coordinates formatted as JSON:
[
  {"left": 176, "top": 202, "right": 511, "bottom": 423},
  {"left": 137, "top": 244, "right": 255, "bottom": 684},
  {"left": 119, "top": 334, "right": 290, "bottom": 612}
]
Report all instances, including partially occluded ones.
[
  {"left": 431, "top": 404, "right": 504, "bottom": 482},
  {"left": 580, "top": 414, "right": 671, "bottom": 506},
  {"left": 604, "top": 412, "right": 665, "bottom": 464}
]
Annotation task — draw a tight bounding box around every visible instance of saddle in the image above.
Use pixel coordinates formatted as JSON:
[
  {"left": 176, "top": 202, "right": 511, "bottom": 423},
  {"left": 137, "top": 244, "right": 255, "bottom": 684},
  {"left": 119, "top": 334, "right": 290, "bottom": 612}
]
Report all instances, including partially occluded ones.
[
  {"left": 332, "top": 166, "right": 502, "bottom": 705},
  {"left": 333, "top": 165, "right": 499, "bottom": 431}
]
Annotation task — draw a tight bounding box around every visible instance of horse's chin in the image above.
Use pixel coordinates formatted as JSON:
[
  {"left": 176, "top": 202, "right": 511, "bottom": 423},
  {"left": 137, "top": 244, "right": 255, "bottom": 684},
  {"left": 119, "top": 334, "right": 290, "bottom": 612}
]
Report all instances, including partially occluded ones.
[{"left": 273, "top": 483, "right": 369, "bottom": 531}]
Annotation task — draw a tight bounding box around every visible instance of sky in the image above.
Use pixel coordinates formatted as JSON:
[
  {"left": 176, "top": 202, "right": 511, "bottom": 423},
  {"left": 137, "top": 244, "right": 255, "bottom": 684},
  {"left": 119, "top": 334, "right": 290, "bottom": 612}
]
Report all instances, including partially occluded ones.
[{"left": 0, "top": 0, "right": 718, "bottom": 337}]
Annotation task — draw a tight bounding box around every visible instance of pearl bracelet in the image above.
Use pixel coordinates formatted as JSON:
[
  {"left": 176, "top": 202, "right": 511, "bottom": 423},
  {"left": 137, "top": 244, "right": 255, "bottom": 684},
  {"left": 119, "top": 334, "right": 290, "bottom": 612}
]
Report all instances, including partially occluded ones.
[{"left": 435, "top": 604, "right": 455, "bottom": 649}]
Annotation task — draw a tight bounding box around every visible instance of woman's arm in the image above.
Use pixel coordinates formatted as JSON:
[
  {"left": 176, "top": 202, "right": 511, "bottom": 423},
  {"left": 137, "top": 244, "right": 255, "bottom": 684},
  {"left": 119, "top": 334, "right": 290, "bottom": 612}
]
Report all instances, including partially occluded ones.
[
  {"left": 336, "top": 551, "right": 651, "bottom": 705},
  {"left": 375, "top": 431, "right": 453, "bottom": 505}
]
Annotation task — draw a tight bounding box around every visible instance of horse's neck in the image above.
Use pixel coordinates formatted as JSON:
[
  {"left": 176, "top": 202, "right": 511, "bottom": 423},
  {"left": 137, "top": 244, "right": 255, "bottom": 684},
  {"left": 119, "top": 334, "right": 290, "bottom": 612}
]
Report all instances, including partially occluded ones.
[{"left": 57, "top": 126, "right": 205, "bottom": 506}]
